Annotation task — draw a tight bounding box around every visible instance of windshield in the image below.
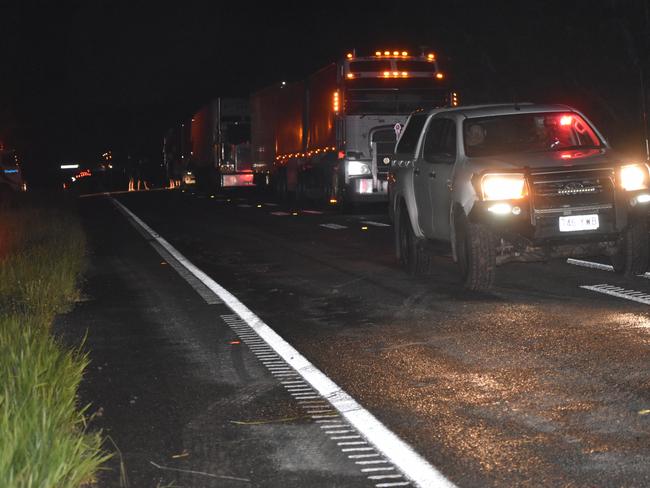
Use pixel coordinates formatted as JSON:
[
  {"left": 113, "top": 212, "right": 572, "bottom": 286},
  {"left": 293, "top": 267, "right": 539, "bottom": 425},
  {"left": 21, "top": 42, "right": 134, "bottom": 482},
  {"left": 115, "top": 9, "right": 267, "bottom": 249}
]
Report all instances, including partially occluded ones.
[
  {"left": 463, "top": 112, "right": 602, "bottom": 158},
  {"left": 345, "top": 88, "right": 448, "bottom": 115}
]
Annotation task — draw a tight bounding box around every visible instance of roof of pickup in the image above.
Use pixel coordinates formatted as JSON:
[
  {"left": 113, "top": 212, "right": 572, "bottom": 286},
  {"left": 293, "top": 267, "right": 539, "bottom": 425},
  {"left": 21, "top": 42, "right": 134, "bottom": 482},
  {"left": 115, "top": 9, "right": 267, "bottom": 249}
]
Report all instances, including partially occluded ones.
[{"left": 428, "top": 103, "right": 576, "bottom": 118}]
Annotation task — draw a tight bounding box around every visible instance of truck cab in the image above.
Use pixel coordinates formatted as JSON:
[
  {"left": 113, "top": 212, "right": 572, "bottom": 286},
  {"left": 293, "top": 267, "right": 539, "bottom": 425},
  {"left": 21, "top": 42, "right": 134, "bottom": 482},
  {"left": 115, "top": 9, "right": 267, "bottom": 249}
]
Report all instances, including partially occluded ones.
[{"left": 327, "top": 50, "right": 456, "bottom": 205}]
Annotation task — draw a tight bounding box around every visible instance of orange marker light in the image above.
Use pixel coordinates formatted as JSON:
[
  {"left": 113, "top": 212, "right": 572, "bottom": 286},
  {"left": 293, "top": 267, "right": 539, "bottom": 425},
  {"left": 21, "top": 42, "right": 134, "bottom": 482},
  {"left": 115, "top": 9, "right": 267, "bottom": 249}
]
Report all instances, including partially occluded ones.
[
  {"left": 436, "top": 72, "right": 444, "bottom": 79},
  {"left": 346, "top": 73, "right": 355, "bottom": 79},
  {"left": 393, "top": 51, "right": 399, "bottom": 56},
  {"left": 383, "top": 71, "right": 390, "bottom": 77},
  {"left": 392, "top": 71, "right": 399, "bottom": 76},
  {"left": 375, "top": 51, "right": 381, "bottom": 56},
  {"left": 346, "top": 53, "right": 353, "bottom": 59},
  {"left": 428, "top": 53, "right": 436, "bottom": 60},
  {"left": 401, "top": 51, "right": 408, "bottom": 56},
  {"left": 333, "top": 91, "right": 340, "bottom": 112},
  {"left": 329, "top": 198, "right": 338, "bottom": 204},
  {"left": 384, "top": 51, "right": 390, "bottom": 56},
  {"left": 401, "top": 71, "right": 408, "bottom": 77}
]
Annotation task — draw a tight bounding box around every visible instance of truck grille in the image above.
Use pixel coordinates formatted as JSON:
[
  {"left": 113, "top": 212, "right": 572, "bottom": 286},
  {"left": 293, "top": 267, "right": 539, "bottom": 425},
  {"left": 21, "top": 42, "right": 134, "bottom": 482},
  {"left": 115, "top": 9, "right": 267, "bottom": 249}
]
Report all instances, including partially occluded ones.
[
  {"left": 530, "top": 168, "right": 615, "bottom": 211},
  {"left": 372, "top": 129, "right": 396, "bottom": 174},
  {"left": 529, "top": 167, "right": 617, "bottom": 239}
]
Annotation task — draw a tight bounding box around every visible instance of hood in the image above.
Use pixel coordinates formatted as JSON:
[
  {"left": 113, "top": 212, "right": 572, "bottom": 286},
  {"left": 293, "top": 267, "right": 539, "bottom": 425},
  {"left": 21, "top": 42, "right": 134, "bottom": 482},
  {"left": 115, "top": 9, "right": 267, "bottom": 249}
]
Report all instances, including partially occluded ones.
[{"left": 467, "top": 148, "right": 626, "bottom": 172}]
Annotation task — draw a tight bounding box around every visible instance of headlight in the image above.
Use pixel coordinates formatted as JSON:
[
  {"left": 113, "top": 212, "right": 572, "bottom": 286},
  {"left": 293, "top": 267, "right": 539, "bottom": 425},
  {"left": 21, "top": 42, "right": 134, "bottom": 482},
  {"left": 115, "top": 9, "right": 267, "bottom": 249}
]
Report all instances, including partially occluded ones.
[
  {"left": 347, "top": 160, "right": 371, "bottom": 176},
  {"left": 481, "top": 173, "right": 527, "bottom": 201},
  {"left": 620, "top": 164, "right": 649, "bottom": 191}
]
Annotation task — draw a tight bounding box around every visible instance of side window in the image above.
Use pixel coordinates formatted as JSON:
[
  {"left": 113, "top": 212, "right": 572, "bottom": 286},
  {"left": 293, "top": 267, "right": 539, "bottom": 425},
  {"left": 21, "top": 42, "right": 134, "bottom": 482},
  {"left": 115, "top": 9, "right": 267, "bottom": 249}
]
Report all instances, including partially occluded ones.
[
  {"left": 395, "top": 113, "right": 428, "bottom": 155},
  {"left": 423, "top": 118, "right": 456, "bottom": 162}
]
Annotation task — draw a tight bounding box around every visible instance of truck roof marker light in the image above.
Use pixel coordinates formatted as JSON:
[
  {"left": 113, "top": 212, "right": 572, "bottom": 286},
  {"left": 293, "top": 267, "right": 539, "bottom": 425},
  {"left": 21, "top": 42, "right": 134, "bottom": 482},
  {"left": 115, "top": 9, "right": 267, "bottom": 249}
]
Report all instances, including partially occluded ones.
[
  {"left": 346, "top": 53, "right": 353, "bottom": 59},
  {"left": 392, "top": 71, "right": 399, "bottom": 76},
  {"left": 401, "top": 51, "right": 408, "bottom": 56},
  {"left": 375, "top": 51, "right": 381, "bottom": 56},
  {"left": 383, "top": 71, "right": 390, "bottom": 77},
  {"left": 560, "top": 115, "right": 573, "bottom": 126},
  {"left": 428, "top": 53, "right": 436, "bottom": 60},
  {"left": 347, "top": 73, "right": 355, "bottom": 79},
  {"left": 436, "top": 72, "right": 444, "bottom": 79},
  {"left": 329, "top": 198, "right": 338, "bottom": 204},
  {"left": 401, "top": 71, "right": 408, "bottom": 77},
  {"left": 393, "top": 51, "right": 399, "bottom": 56},
  {"left": 384, "top": 51, "right": 390, "bottom": 56}
]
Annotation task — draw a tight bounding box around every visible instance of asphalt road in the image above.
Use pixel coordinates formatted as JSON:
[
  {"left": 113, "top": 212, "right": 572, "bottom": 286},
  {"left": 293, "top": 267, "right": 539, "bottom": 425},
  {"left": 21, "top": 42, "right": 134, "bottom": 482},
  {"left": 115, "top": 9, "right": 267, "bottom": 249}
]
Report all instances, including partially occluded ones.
[{"left": 65, "top": 188, "right": 650, "bottom": 487}]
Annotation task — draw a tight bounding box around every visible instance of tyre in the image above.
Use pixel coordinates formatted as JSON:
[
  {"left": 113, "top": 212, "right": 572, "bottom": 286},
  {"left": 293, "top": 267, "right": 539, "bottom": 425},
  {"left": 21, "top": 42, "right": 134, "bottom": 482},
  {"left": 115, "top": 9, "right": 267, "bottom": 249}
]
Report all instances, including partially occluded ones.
[
  {"left": 396, "top": 202, "right": 431, "bottom": 276},
  {"left": 455, "top": 211, "right": 496, "bottom": 290},
  {"left": 611, "top": 217, "right": 649, "bottom": 276},
  {"left": 275, "top": 170, "right": 289, "bottom": 202}
]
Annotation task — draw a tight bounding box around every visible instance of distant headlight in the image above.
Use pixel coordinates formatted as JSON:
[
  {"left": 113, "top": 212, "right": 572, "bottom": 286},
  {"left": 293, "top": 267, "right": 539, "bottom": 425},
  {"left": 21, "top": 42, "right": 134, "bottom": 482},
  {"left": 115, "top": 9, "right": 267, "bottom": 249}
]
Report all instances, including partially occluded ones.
[
  {"left": 347, "top": 160, "right": 371, "bottom": 176},
  {"left": 620, "top": 164, "right": 649, "bottom": 191},
  {"left": 481, "top": 173, "right": 527, "bottom": 201}
]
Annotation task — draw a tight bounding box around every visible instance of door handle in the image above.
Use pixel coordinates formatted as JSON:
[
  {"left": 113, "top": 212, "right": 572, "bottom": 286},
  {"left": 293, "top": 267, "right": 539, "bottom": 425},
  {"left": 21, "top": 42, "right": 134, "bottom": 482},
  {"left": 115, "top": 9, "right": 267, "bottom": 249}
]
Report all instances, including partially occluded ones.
[
  {"left": 446, "top": 180, "right": 453, "bottom": 191},
  {"left": 429, "top": 171, "right": 436, "bottom": 178},
  {"left": 413, "top": 168, "right": 420, "bottom": 175}
]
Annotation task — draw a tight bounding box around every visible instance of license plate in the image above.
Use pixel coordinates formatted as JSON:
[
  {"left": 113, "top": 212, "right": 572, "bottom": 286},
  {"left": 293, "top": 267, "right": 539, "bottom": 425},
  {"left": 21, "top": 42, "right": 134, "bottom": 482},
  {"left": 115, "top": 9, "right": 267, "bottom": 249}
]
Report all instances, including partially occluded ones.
[{"left": 559, "top": 214, "right": 599, "bottom": 232}]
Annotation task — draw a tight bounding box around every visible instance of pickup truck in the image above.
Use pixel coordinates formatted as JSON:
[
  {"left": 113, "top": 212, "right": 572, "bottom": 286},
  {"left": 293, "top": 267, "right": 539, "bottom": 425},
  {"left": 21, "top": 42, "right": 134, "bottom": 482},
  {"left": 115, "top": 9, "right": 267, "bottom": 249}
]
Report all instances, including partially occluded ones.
[{"left": 389, "top": 103, "right": 650, "bottom": 290}]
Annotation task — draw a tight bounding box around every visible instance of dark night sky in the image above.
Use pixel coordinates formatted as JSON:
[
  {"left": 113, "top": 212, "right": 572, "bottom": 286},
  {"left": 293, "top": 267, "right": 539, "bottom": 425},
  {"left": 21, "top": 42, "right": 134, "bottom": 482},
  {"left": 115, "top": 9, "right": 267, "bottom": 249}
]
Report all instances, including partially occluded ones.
[{"left": 1, "top": 1, "right": 649, "bottom": 182}]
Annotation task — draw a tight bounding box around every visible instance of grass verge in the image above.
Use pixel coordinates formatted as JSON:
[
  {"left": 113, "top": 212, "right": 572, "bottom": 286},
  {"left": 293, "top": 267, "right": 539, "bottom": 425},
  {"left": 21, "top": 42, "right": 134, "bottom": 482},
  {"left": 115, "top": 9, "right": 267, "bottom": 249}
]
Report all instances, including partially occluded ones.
[{"left": 0, "top": 199, "right": 109, "bottom": 487}]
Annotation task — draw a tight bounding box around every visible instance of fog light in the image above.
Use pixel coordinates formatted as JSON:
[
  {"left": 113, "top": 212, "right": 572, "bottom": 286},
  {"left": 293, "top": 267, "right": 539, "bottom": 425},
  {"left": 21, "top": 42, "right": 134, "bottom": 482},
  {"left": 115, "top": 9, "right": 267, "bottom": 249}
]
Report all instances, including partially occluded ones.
[
  {"left": 512, "top": 206, "right": 521, "bottom": 215},
  {"left": 488, "top": 203, "right": 512, "bottom": 215},
  {"left": 636, "top": 194, "right": 650, "bottom": 204}
]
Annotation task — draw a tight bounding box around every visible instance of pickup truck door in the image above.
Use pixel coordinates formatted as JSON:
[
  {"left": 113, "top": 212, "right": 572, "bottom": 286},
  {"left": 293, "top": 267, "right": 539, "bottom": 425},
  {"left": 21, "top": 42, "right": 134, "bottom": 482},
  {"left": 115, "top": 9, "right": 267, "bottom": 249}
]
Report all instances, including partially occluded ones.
[
  {"left": 412, "top": 154, "right": 435, "bottom": 236},
  {"left": 420, "top": 117, "right": 457, "bottom": 240}
]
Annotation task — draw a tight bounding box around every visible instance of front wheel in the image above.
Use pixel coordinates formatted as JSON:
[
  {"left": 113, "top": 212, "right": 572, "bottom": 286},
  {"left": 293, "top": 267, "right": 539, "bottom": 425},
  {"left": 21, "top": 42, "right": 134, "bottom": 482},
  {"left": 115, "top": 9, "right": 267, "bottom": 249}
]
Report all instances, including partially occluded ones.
[
  {"left": 455, "top": 212, "right": 496, "bottom": 290},
  {"left": 611, "top": 218, "right": 649, "bottom": 276},
  {"left": 396, "top": 202, "right": 431, "bottom": 276}
]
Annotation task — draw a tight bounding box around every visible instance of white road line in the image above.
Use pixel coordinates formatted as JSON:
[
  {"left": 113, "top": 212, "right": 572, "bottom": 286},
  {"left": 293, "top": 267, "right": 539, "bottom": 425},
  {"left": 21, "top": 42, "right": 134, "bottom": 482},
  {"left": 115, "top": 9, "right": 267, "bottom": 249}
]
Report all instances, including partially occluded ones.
[
  {"left": 566, "top": 258, "right": 614, "bottom": 271},
  {"left": 580, "top": 284, "right": 650, "bottom": 305},
  {"left": 363, "top": 467, "right": 396, "bottom": 472},
  {"left": 361, "top": 220, "right": 391, "bottom": 227},
  {"left": 237, "top": 204, "right": 252, "bottom": 208},
  {"left": 302, "top": 210, "right": 324, "bottom": 214},
  {"left": 567, "top": 258, "right": 650, "bottom": 279},
  {"left": 320, "top": 223, "right": 348, "bottom": 230},
  {"left": 111, "top": 198, "right": 457, "bottom": 488},
  {"left": 375, "top": 482, "right": 411, "bottom": 487},
  {"left": 270, "top": 211, "right": 291, "bottom": 216},
  {"left": 265, "top": 203, "right": 279, "bottom": 207}
]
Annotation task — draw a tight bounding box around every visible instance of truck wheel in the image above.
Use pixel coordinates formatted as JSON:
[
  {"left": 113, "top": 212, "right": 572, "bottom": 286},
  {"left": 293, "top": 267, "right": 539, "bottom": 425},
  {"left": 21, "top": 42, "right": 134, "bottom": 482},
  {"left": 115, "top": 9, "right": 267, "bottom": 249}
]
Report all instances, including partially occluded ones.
[
  {"left": 455, "top": 212, "right": 496, "bottom": 290},
  {"left": 611, "top": 218, "right": 649, "bottom": 276},
  {"left": 396, "top": 203, "right": 431, "bottom": 276},
  {"left": 275, "top": 171, "right": 289, "bottom": 202}
]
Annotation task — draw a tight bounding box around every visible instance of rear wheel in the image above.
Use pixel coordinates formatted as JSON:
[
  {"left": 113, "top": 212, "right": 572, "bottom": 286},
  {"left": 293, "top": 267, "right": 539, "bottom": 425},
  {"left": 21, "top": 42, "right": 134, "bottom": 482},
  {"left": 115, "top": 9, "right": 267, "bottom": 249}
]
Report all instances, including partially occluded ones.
[
  {"left": 611, "top": 218, "right": 649, "bottom": 276},
  {"left": 455, "top": 212, "right": 496, "bottom": 290}
]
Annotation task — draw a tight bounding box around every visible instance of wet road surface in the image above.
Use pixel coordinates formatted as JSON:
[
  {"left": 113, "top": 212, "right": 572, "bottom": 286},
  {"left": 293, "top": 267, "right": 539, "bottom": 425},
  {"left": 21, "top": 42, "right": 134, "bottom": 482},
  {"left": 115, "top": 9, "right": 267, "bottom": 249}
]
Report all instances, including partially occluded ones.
[{"left": 67, "top": 188, "right": 650, "bottom": 487}]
